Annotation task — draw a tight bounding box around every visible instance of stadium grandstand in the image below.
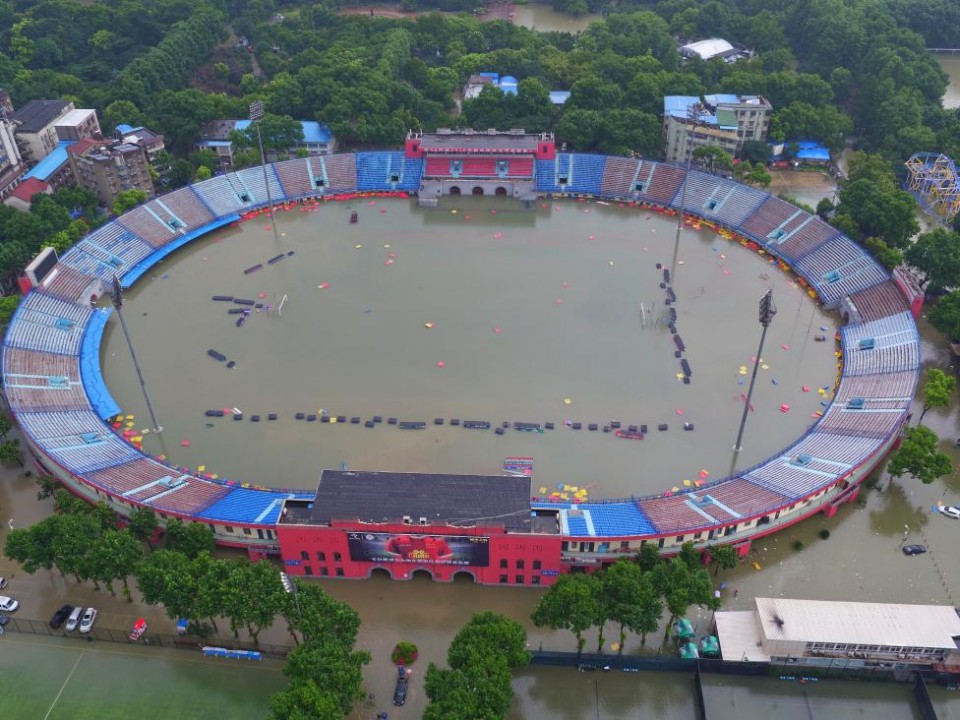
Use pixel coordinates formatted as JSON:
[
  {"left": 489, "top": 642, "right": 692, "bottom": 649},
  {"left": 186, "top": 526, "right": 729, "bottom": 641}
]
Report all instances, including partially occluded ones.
[{"left": 3, "top": 132, "right": 921, "bottom": 584}]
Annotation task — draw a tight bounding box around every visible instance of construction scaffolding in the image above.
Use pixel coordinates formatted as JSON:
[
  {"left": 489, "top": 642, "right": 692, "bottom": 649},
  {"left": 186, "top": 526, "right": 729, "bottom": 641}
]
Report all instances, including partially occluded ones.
[{"left": 904, "top": 152, "right": 960, "bottom": 225}]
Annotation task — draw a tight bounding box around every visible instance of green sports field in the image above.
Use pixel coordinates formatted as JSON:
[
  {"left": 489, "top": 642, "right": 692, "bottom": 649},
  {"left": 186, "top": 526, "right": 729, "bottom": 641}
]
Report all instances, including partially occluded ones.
[{"left": 0, "top": 634, "right": 287, "bottom": 719}]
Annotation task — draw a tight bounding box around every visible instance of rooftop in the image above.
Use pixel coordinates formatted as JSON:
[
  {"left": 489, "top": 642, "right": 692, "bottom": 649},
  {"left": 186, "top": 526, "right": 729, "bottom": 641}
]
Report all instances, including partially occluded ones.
[
  {"left": 754, "top": 597, "right": 960, "bottom": 649},
  {"left": 9, "top": 177, "right": 51, "bottom": 203},
  {"left": 418, "top": 129, "right": 544, "bottom": 151},
  {"left": 680, "top": 38, "right": 735, "bottom": 60},
  {"left": 307, "top": 470, "right": 538, "bottom": 532},
  {"left": 54, "top": 108, "right": 96, "bottom": 128},
  {"left": 23, "top": 141, "right": 74, "bottom": 181},
  {"left": 11, "top": 99, "right": 71, "bottom": 134}
]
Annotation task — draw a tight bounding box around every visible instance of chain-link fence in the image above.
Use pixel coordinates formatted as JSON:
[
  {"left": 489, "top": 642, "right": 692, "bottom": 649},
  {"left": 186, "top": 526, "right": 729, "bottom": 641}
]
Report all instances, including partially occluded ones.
[{"left": 0, "top": 615, "right": 290, "bottom": 659}]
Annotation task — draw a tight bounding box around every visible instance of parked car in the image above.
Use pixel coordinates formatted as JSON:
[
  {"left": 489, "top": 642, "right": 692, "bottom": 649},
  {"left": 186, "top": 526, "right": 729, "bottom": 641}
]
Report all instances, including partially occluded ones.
[
  {"left": 50, "top": 605, "right": 74, "bottom": 628},
  {"left": 65, "top": 606, "right": 84, "bottom": 632},
  {"left": 79, "top": 607, "right": 98, "bottom": 633},
  {"left": 0, "top": 576, "right": 7, "bottom": 590},
  {"left": 902, "top": 544, "right": 927, "bottom": 556},
  {"left": 393, "top": 669, "right": 408, "bottom": 707},
  {"left": 0, "top": 596, "right": 18, "bottom": 612},
  {"left": 939, "top": 505, "right": 960, "bottom": 520}
]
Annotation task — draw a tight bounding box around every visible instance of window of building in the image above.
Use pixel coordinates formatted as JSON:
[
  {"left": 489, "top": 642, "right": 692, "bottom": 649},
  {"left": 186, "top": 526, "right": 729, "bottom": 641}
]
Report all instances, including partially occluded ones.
[
  {"left": 500, "top": 558, "right": 508, "bottom": 569},
  {"left": 320, "top": 567, "right": 329, "bottom": 576},
  {"left": 516, "top": 559, "right": 525, "bottom": 569},
  {"left": 499, "top": 575, "right": 508, "bottom": 584},
  {"left": 333, "top": 552, "right": 342, "bottom": 562},
  {"left": 620, "top": 541, "right": 629, "bottom": 550},
  {"left": 515, "top": 575, "right": 524, "bottom": 584},
  {"left": 304, "top": 566, "right": 313, "bottom": 576},
  {"left": 335, "top": 568, "right": 344, "bottom": 577},
  {"left": 532, "top": 575, "right": 541, "bottom": 585},
  {"left": 243, "top": 527, "right": 251, "bottom": 536},
  {"left": 316, "top": 551, "right": 326, "bottom": 562},
  {"left": 675, "top": 535, "right": 684, "bottom": 543},
  {"left": 532, "top": 560, "right": 541, "bottom": 570},
  {"left": 300, "top": 550, "right": 309, "bottom": 561},
  {"left": 224, "top": 526, "right": 234, "bottom": 534}
]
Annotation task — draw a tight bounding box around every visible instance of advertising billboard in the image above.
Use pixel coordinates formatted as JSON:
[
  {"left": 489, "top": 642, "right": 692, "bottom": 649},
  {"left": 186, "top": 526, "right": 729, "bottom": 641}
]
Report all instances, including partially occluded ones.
[{"left": 346, "top": 532, "right": 490, "bottom": 567}]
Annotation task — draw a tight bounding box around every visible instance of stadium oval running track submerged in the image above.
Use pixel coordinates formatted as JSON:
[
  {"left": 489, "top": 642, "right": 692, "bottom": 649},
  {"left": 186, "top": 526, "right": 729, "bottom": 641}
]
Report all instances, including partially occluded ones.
[{"left": 2, "top": 151, "right": 920, "bottom": 570}]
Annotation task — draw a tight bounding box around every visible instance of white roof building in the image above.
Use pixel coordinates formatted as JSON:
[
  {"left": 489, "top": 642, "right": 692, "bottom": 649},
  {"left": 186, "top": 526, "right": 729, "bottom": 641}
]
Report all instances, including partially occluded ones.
[
  {"left": 680, "top": 38, "right": 735, "bottom": 61},
  {"left": 715, "top": 597, "right": 960, "bottom": 670}
]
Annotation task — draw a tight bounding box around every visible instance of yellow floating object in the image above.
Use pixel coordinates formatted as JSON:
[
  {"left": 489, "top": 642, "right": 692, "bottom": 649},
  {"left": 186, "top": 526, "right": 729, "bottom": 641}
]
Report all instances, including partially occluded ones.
[
  {"left": 354, "top": 244, "right": 362, "bottom": 249},
  {"left": 131, "top": 436, "right": 143, "bottom": 442},
  {"left": 198, "top": 465, "right": 206, "bottom": 472},
  {"left": 563, "top": 397, "right": 572, "bottom": 405},
  {"left": 125, "top": 415, "right": 134, "bottom": 420},
  {"left": 560, "top": 493, "right": 569, "bottom": 500},
  {"left": 752, "top": 561, "right": 762, "bottom": 570},
  {"left": 539, "top": 487, "right": 548, "bottom": 495},
  {"left": 424, "top": 322, "right": 434, "bottom": 329},
  {"left": 569, "top": 486, "right": 578, "bottom": 493},
  {"left": 671, "top": 486, "right": 680, "bottom": 492},
  {"left": 739, "top": 369, "right": 748, "bottom": 376},
  {"left": 676, "top": 373, "right": 685, "bottom": 379},
  {"left": 761, "top": 364, "right": 770, "bottom": 370},
  {"left": 608, "top": 261, "right": 615, "bottom": 266},
  {"left": 678, "top": 260, "right": 685, "bottom": 265},
  {"left": 330, "top": 416, "right": 338, "bottom": 424},
  {"left": 451, "top": 209, "right": 457, "bottom": 214},
  {"left": 384, "top": 244, "right": 391, "bottom": 248},
  {"left": 683, "top": 479, "right": 692, "bottom": 486}
]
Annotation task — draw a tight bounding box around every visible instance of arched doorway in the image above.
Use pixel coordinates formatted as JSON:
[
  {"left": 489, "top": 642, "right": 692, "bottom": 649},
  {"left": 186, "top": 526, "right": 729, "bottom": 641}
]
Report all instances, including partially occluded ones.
[
  {"left": 472, "top": 186, "right": 484, "bottom": 196},
  {"left": 452, "top": 570, "right": 476, "bottom": 584},
  {"left": 495, "top": 186, "right": 507, "bottom": 196},
  {"left": 410, "top": 568, "right": 434, "bottom": 582},
  {"left": 449, "top": 186, "right": 461, "bottom": 195},
  {"left": 369, "top": 567, "right": 392, "bottom": 580}
]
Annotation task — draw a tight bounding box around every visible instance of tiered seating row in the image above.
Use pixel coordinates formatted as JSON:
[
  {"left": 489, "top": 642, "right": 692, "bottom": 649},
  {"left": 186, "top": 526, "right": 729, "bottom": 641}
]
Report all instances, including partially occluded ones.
[
  {"left": 795, "top": 237, "right": 888, "bottom": 304},
  {"left": 676, "top": 171, "right": 767, "bottom": 227},
  {"left": 273, "top": 157, "right": 316, "bottom": 199},
  {"left": 158, "top": 187, "right": 216, "bottom": 229},
  {"left": 356, "top": 152, "right": 422, "bottom": 192},
  {"left": 507, "top": 157, "right": 534, "bottom": 177},
  {"left": 41, "top": 265, "right": 99, "bottom": 303},
  {"left": 318, "top": 153, "right": 357, "bottom": 192},
  {"left": 118, "top": 205, "right": 178, "bottom": 247},
  {"left": 739, "top": 195, "right": 800, "bottom": 240},
  {"left": 778, "top": 216, "right": 839, "bottom": 262},
  {"left": 637, "top": 162, "right": 685, "bottom": 206},
  {"left": 425, "top": 157, "right": 450, "bottom": 177},
  {"left": 600, "top": 156, "right": 639, "bottom": 198},
  {"left": 535, "top": 154, "right": 606, "bottom": 195},
  {"left": 848, "top": 281, "right": 910, "bottom": 323}
]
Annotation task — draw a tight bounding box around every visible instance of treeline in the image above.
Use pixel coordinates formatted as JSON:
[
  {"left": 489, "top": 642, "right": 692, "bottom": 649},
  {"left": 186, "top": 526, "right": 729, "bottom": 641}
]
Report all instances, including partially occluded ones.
[{"left": 4, "top": 479, "right": 368, "bottom": 720}]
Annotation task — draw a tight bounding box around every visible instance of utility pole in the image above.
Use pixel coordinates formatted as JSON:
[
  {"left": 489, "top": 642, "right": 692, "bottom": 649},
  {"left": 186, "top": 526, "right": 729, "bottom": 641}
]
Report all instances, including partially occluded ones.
[
  {"left": 670, "top": 102, "right": 703, "bottom": 278},
  {"left": 111, "top": 276, "right": 161, "bottom": 432}
]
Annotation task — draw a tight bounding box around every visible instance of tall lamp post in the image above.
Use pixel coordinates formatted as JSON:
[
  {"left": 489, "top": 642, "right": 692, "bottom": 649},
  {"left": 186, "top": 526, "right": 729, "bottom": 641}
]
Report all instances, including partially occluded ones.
[
  {"left": 733, "top": 289, "right": 776, "bottom": 453},
  {"left": 280, "top": 571, "right": 306, "bottom": 641},
  {"left": 670, "top": 102, "right": 704, "bottom": 278},
  {"left": 250, "top": 100, "right": 280, "bottom": 243},
  {"left": 111, "top": 276, "right": 161, "bottom": 432}
]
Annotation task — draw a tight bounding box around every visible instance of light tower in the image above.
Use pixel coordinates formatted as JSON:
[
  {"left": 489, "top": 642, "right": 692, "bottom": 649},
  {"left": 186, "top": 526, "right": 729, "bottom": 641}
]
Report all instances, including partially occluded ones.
[
  {"left": 733, "top": 289, "right": 776, "bottom": 453},
  {"left": 250, "top": 100, "right": 280, "bottom": 243},
  {"left": 111, "top": 275, "right": 161, "bottom": 432}
]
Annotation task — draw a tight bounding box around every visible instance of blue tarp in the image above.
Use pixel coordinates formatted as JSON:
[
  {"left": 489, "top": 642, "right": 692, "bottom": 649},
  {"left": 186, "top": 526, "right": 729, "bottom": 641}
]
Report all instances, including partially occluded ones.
[
  {"left": 549, "top": 91, "right": 571, "bottom": 105},
  {"left": 121, "top": 216, "right": 240, "bottom": 287},
  {"left": 79, "top": 307, "right": 122, "bottom": 420}
]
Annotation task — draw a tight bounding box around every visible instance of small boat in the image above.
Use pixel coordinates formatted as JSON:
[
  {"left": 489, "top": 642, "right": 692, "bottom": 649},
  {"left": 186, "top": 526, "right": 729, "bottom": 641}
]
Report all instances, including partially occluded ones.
[
  {"left": 398, "top": 421, "right": 426, "bottom": 430},
  {"left": 463, "top": 420, "right": 491, "bottom": 430},
  {"left": 350, "top": 211, "right": 358, "bottom": 224},
  {"left": 615, "top": 429, "right": 644, "bottom": 440}
]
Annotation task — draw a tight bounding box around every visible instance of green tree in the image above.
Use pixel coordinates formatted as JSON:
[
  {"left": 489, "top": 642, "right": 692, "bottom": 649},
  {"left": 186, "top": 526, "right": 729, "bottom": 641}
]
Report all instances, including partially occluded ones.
[
  {"left": 0, "top": 414, "right": 12, "bottom": 441},
  {"left": 930, "top": 291, "right": 960, "bottom": 340},
  {"left": 87, "top": 528, "right": 143, "bottom": 598},
  {"left": 0, "top": 295, "right": 20, "bottom": 327},
  {"left": 0, "top": 438, "right": 23, "bottom": 467},
  {"left": 598, "top": 559, "right": 662, "bottom": 652},
  {"left": 708, "top": 544, "right": 739, "bottom": 576},
  {"left": 126, "top": 507, "right": 159, "bottom": 544},
  {"left": 651, "top": 543, "right": 719, "bottom": 644},
  {"left": 739, "top": 139, "right": 771, "bottom": 165},
  {"left": 268, "top": 679, "right": 342, "bottom": 720},
  {"left": 918, "top": 368, "right": 956, "bottom": 426},
  {"left": 692, "top": 145, "right": 734, "bottom": 174},
  {"left": 905, "top": 228, "right": 960, "bottom": 292},
  {"left": 220, "top": 559, "right": 284, "bottom": 644},
  {"left": 531, "top": 572, "right": 599, "bottom": 652},
  {"left": 888, "top": 425, "right": 953, "bottom": 486},
  {"left": 112, "top": 189, "right": 147, "bottom": 216},
  {"left": 163, "top": 518, "right": 215, "bottom": 558},
  {"left": 195, "top": 165, "right": 212, "bottom": 181}
]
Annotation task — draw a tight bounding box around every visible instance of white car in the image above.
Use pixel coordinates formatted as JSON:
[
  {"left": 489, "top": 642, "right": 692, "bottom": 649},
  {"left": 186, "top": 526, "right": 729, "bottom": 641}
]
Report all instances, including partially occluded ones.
[
  {"left": 65, "top": 606, "right": 83, "bottom": 632},
  {"left": 79, "top": 607, "right": 97, "bottom": 633},
  {"left": 940, "top": 505, "right": 960, "bottom": 520},
  {"left": 0, "top": 596, "right": 18, "bottom": 612}
]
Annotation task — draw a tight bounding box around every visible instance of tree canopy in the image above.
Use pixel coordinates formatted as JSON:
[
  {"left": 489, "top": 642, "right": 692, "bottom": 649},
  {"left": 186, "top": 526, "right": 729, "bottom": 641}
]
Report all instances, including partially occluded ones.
[{"left": 887, "top": 425, "right": 953, "bottom": 485}]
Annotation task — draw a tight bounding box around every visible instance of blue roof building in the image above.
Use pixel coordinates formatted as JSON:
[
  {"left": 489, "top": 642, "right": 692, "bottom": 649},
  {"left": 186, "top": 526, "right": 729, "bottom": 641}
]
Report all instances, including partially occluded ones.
[
  {"left": 23, "top": 140, "right": 74, "bottom": 182},
  {"left": 196, "top": 119, "right": 335, "bottom": 169}
]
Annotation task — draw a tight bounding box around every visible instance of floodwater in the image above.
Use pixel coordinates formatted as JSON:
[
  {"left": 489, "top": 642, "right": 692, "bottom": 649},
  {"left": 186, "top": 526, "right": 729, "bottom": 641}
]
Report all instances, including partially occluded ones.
[
  {"left": 938, "top": 53, "right": 960, "bottom": 109},
  {"left": 100, "top": 196, "right": 838, "bottom": 496},
  {"left": 701, "top": 675, "right": 923, "bottom": 720},
  {"left": 509, "top": 3, "right": 601, "bottom": 33}
]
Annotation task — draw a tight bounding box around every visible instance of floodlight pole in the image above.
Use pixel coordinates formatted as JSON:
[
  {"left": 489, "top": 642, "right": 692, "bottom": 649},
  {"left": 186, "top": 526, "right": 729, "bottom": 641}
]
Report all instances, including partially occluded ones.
[
  {"left": 671, "top": 103, "right": 702, "bottom": 279},
  {"left": 111, "top": 276, "right": 162, "bottom": 433},
  {"left": 280, "top": 571, "right": 306, "bottom": 642},
  {"left": 250, "top": 101, "right": 279, "bottom": 243},
  {"left": 733, "top": 289, "right": 776, "bottom": 453}
]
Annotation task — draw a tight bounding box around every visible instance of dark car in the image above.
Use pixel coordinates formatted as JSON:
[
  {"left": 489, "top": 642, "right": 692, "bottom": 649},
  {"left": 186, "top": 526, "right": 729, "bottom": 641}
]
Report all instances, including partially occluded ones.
[
  {"left": 393, "top": 672, "right": 408, "bottom": 707},
  {"left": 902, "top": 544, "right": 927, "bottom": 556},
  {"left": 50, "top": 604, "right": 74, "bottom": 628}
]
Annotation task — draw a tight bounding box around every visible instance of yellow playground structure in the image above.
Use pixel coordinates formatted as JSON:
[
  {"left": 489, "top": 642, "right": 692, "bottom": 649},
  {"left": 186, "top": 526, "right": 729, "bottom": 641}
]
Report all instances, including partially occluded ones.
[{"left": 905, "top": 153, "right": 960, "bottom": 225}]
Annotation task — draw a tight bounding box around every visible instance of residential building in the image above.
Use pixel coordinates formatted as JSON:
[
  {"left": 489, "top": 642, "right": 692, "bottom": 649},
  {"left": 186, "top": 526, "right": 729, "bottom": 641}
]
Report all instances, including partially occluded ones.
[
  {"left": 3, "top": 177, "right": 52, "bottom": 212},
  {"left": 53, "top": 109, "right": 101, "bottom": 143},
  {"left": 68, "top": 138, "right": 154, "bottom": 207},
  {"left": 663, "top": 94, "right": 772, "bottom": 163},
  {"left": 10, "top": 99, "right": 73, "bottom": 163},
  {"left": 114, "top": 124, "right": 166, "bottom": 163},
  {"left": 0, "top": 115, "right": 26, "bottom": 201},
  {"left": 196, "top": 119, "right": 334, "bottom": 170}
]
